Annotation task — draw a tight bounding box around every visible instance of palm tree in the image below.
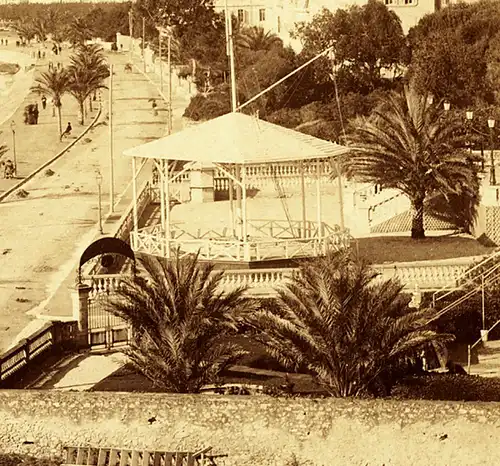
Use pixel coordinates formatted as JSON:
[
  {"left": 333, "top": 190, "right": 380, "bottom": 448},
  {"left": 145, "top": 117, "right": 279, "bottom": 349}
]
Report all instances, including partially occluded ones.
[
  {"left": 13, "top": 20, "right": 36, "bottom": 45},
  {"left": 69, "top": 44, "right": 109, "bottom": 112},
  {"left": 345, "top": 86, "right": 480, "bottom": 239},
  {"left": 236, "top": 26, "right": 283, "bottom": 52},
  {"left": 31, "top": 68, "right": 70, "bottom": 137},
  {"left": 104, "top": 253, "right": 255, "bottom": 393},
  {"left": 246, "top": 252, "right": 453, "bottom": 397},
  {"left": 65, "top": 16, "right": 93, "bottom": 47}
]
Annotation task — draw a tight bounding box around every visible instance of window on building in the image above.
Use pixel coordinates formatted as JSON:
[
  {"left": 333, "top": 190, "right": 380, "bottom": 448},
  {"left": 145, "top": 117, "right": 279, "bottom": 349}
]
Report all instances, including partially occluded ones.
[
  {"left": 259, "top": 8, "right": 266, "bottom": 21},
  {"left": 277, "top": 16, "right": 281, "bottom": 33},
  {"left": 237, "top": 9, "right": 245, "bottom": 22}
]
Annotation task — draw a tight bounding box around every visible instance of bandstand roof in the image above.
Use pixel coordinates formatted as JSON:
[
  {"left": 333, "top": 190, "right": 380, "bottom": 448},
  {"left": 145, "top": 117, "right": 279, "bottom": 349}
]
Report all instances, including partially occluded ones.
[{"left": 123, "top": 112, "right": 349, "bottom": 164}]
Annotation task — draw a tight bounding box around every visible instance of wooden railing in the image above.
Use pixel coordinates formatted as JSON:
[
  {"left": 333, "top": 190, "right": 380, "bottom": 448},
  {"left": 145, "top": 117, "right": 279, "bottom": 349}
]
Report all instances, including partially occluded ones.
[
  {"left": 0, "top": 321, "right": 78, "bottom": 385},
  {"left": 133, "top": 219, "right": 351, "bottom": 262}
]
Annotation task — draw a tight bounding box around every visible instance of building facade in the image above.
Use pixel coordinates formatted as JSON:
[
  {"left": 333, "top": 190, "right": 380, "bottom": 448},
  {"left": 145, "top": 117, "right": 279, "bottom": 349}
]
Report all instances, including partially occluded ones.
[{"left": 214, "top": 0, "right": 453, "bottom": 51}]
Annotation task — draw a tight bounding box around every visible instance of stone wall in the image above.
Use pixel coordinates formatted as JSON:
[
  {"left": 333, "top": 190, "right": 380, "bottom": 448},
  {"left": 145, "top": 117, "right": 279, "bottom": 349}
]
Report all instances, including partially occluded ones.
[{"left": 0, "top": 391, "right": 499, "bottom": 465}]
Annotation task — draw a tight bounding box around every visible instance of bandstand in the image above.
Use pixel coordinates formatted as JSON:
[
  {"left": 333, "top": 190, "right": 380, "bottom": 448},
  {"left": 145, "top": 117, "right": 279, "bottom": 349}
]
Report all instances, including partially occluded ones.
[{"left": 124, "top": 112, "right": 352, "bottom": 265}]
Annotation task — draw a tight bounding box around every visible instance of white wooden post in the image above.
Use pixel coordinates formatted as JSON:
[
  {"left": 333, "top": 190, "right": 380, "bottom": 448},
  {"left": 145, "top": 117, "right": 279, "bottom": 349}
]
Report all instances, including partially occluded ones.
[
  {"left": 300, "top": 160, "right": 307, "bottom": 238},
  {"left": 160, "top": 159, "right": 166, "bottom": 256},
  {"left": 242, "top": 164, "right": 250, "bottom": 261},
  {"left": 165, "top": 159, "right": 171, "bottom": 259},
  {"left": 132, "top": 156, "right": 138, "bottom": 249},
  {"left": 316, "top": 158, "right": 322, "bottom": 252}
]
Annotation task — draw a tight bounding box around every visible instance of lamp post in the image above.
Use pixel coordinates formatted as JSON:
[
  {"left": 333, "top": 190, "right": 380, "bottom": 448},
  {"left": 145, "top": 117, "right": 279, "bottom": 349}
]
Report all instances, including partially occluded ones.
[
  {"left": 443, "top": 100, "right": 451, "bottom": 112},
  {"left": 95, "top": 170, "right": 103, "bottom": 234},
  {"left": 488, "top": 118, "right": 496, "bottom": 185},
  {"left": 465, "top": 110, "right": 486, "bottom": 171},
  {"left": 10, "top": 120, "right": 16, "bottom": 178}
]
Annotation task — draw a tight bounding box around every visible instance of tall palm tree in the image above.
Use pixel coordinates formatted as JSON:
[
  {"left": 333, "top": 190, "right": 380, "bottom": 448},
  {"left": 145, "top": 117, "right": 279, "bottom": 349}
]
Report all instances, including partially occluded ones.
[
  {"left": 31, "top": 68, "right": 70, "bottom": 137},
  {"left": 69, "top": 44, "right": 109, "bottom": 112},
  {"left": 67, "top": 68, "right": 107, "bottom": 125},
  {"left": 104, "top": 253, "right": 255, "bottom": 393},
  {"left": 13, "top": 20, "right": 36, "bottom": 44},
  {"left": 65, "top": 16, "right": 93, "bottom": 47},
  {"left": 236, "top": 26, "right": 283, "bottom": 52},
  {"left": 345, "top": 86, "right": 480, "bottom": 239},
  {"left": 246, "top": 252, "right": 453, "bottom": 397}
]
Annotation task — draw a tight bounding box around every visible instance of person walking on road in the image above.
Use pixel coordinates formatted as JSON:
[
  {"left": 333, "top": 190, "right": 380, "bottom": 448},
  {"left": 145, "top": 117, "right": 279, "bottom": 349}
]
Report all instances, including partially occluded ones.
[{"left": 41, "top": 96, "right": 47, "bottom": 110}]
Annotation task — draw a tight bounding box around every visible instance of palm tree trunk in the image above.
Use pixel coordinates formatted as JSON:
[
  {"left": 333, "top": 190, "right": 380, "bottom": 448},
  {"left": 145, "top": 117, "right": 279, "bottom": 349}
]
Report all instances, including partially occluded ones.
[
  {"left": 57, "top": 105, "right": 62, "bottom": 138},
  {"left": 411, "top": 196, "right": 425, "bottom": 239},
  {"left": 79, "top": 102, "right": 85, "bottom": 125}
]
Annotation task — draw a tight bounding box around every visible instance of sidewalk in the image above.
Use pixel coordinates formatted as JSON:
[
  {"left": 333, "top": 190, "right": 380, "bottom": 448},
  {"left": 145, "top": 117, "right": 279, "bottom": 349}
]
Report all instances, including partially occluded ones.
[
  {"left": 0, "top": 39, "right": 97, "bottom": 195},
  {"left": 0, "top": 51, "right": 182, "bottom": 351},
  {"left": 29, "top": 54, "right": 192, "bottom": 324}
]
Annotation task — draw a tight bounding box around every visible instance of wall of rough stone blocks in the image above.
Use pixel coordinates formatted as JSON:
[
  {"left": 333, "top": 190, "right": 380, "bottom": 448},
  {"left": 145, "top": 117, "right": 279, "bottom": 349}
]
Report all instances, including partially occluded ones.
[{"left": 1, "top": 391, "right": 500, "bottom": 465}]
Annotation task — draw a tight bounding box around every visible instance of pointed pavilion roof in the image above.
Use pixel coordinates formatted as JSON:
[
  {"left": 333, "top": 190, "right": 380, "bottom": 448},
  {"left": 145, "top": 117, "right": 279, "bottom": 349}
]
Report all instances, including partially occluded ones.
[{"left": 123, "top": 112, "right": 349, "bottom": 164}]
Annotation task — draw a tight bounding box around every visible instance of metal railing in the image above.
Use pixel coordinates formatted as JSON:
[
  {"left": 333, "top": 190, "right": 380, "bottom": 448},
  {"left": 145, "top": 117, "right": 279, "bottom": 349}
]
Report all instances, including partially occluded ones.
[
  {"left": 0, "top": 321, "right": 77, "bottom": 385},
  {"left": 432, "top": 249, "right": 500, "bottom": 307},
  {"left": 468, "top": 320, "right": 500, "bottom": 374}
]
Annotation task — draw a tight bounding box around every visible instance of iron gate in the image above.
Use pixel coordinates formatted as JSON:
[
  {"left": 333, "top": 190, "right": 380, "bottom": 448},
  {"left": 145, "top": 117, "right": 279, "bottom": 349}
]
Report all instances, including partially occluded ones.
[{"left": 88, "top": 294, "right": 130, "bottom": 350}]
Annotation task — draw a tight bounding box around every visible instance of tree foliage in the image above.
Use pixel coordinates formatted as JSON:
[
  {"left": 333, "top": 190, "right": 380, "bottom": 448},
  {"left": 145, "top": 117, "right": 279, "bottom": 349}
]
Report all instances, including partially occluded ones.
[
  {"left": 246, "top": 251, "right": 452, "bottom": 397},
  {"left": 294, "top": 0, "right": 408, "bottom": 97},
  {"left": 408, "top": 0, "right": 500, "bottom": 106},
  {"left": 105, "top": 253, "right": 255, "bottom": 393},
  {"left": 345, "top": 86, "right": 480, "bottom": 239}
]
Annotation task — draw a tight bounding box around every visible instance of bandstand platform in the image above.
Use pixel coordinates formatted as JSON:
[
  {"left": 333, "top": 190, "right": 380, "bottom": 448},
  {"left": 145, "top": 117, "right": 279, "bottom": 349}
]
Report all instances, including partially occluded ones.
[{"left": 123, "top": 112, "right": 352, "bottom": 270}]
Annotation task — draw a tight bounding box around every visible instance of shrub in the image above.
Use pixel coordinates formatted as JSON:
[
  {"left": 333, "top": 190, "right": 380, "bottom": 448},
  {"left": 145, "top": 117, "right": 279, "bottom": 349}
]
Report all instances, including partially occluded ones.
[
  {"left": 0, "top": 453, "right": 61, "bottom": 466},
  {"left": 392, "top": 373, "right": 500, "bottom": 401}
]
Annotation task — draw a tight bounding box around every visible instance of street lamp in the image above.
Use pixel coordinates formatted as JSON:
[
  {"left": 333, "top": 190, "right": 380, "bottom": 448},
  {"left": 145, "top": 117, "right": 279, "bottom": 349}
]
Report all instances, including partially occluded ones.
[
  {"left": 95, "top": 170, "right": 104, "bottom": 234},
  {"left": 10, "top": 120, "right": 16, "bottom": 178},
  {"left": 488, "top": 118, "right": 496, "bottom": 185},
  {"left": 443, "top": 101, "right": 451, "bottom": 112}
]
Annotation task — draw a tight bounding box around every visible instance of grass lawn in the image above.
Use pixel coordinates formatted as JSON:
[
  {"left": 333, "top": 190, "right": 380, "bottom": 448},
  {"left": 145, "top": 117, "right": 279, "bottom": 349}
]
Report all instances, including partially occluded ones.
[{"left": 354, "top": 235, "right": 496, "bottom": 264}]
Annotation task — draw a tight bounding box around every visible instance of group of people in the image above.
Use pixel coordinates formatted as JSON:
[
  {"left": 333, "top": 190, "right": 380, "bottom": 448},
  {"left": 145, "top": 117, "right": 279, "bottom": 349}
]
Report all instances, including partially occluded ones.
[
  {"left": 0, "top": 38, "right": 8, "bottom": 46},
  {"left": 1, "top": 159, "right": 15, "bottom": 179}
]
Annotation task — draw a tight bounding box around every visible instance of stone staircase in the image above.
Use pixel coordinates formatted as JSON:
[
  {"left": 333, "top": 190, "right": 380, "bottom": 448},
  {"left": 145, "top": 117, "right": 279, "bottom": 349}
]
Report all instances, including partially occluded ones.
[{"left": 469, "top": 340, "right": 500, "bottom": 378}]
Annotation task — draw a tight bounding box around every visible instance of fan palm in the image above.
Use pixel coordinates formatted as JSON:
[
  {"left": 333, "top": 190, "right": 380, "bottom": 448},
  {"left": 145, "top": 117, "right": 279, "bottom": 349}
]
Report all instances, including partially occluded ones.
[
  {"left": 246, "top": 251, "right": 453, "bottom": 397},
  {"left": 345, "top": 86, "right": 480, "bottom": 239},
  {"left": 236, "top": 26, "right": 283, "bottom": 52},
  {"left": 104, "top": 252, "right": 255, "bottom": 393},
  {"left": 13, "top": 21, "right": 36, "bottom": 44},
  {"left": 31, "top": 68, "right": 70, "bottom": 137}
]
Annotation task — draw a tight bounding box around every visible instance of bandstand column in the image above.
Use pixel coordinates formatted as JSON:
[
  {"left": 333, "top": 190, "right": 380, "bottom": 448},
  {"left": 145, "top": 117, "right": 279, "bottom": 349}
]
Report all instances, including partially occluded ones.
[
  {"left": 131, "top": 156, "right": 138, "bottom": 249},
  {"left": 241, "top": 164, "right": 250, "bottom": 261},
  {"left": 300, "top": 160, "right": 307, "bottom": 238},
  {"left": 159, "top": 159, "right": 166, "bottom": 256},
  {"left": 165, "top": 159, "right": 171, "bottom": 259},
  {"left": 316, "top": 158, "right": 323, "bottom": 253},
  {"left": 229, "top": 164, "right": 235, "bottom": 237}
]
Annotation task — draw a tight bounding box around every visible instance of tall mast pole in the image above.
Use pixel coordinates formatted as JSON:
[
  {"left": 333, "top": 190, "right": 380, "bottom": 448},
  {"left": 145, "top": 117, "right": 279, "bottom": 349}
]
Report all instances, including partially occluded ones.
[
  {"left": 109, "top": 64, "right": 114, "bottom": 213},
  {"left": 159, "top": 29, "right": 163, "bottom": 93},
  {"left": 224, "top": 0, "right": 237, "bottom": 112},
  {"left": 128, "top": 9, "right": 133, "bottom": 62},
  {"left": 167, "top": 32, "right": 172, "bottom": 135},
  {"left": 142, "top": 17, "right": 146, "bottom": 73}
]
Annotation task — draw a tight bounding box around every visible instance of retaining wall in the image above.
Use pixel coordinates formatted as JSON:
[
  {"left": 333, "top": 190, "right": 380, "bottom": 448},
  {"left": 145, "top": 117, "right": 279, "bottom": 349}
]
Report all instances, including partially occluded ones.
[{"left": 0, "top": 391, "right": 499, "bottom": 465}]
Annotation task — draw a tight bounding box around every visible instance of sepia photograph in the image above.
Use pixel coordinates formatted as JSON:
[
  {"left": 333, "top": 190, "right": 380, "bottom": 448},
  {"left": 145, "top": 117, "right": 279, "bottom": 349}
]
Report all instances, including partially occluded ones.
[{"left": 0, "top": 0, "right": 499, "bottom": 464}]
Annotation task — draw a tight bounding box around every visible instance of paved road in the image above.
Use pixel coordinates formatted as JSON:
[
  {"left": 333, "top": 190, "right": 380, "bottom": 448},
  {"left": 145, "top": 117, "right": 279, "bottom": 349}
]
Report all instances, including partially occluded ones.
[{"left": 0, "top": 52, "right": 189, "bottom": 351}]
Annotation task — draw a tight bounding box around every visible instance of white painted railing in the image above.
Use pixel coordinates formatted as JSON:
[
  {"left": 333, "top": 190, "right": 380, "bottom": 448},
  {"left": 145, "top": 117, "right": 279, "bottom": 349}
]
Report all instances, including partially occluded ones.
[
  {"left": 84, "top": 256, "right": 479, "bottom": 299},
  {"left": 368, "top": 192, "right": 411, "bottom": 227},
  {"left": 132, "top": 219, "right": 350, "bottom": 262}
]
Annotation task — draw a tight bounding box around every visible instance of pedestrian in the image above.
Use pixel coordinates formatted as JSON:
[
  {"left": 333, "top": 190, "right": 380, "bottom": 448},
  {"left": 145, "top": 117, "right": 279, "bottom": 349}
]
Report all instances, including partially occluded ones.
[
  {"left": 41, "top": 96, "right": 47, "bottom": 110},
  {"left": 151, "top": 99, "right": 158, "bottom": 116},
  {"left": 42, "top": 51, "right": 45, "bottom": 59},
  {"left": 58, "top": 46, "right": 61, "bottom": 54},
  {"left": 60, "top": 122, "right": 72, "bottom": 141},
  {"left": 3, "top": 159, "right": 14, "bottom": 179},
  {"left": 37, "top": 50, "right": 41, "bottom": 59},
  {"left": 57, "top": 62, "right": 61, "bottom": 70},
  {"left": 5, "top": 39, "right": 8, "bottom": 46},
  {"left": 1, "top": 39, "right": 3, "bottom": 46}
]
